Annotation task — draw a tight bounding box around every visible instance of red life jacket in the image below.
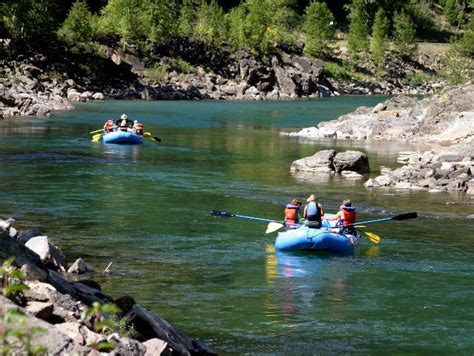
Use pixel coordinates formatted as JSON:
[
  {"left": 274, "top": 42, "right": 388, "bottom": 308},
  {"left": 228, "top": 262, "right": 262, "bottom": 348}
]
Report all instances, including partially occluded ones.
[
  {"left": 285, "top": 204, "right": 300, "bottom": 224},
  {"left": 104, "top": 120, "right": 114, "bottom": 129},
  {"left": 341, "top": 207, "right": 356, "bottom": 226}
]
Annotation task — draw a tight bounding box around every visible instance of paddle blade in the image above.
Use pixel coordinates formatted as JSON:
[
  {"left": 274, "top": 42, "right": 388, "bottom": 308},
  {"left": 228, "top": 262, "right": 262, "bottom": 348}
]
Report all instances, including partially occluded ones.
[
  {"left": 92, "top": 133, "right": 102, "bottom": 142},
  {"left": 265, "top": 222, "right": 284, "bottom": 234},
  {"left": 211, "top": 210, "right": 235, "bottom": 218},
  {"left": 392, "top": 212, "right": 418, "bottom": 221},
  {"left": 364, "top": 231, "right": 381, "bottom": 244}
]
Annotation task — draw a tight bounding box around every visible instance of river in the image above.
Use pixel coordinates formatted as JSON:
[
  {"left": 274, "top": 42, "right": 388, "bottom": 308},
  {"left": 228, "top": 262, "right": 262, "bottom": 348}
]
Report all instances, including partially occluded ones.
[{"left": 0, "top": 98, "right": 473, "bottom": 354}]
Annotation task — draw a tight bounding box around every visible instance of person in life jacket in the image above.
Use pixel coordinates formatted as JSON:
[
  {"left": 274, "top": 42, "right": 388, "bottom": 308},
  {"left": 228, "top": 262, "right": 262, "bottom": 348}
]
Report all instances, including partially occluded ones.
[
  {"left": 103, "top": 119, "right": 115, "bottom": 133},
  {"left": 132, "top": 120, "right": 144, "bottom": 135},
  {"left": 284, "top": 199, "right": 302, "bottom": 226},
  {"left": 323, "top": 199, "right": 357, "bottom": 234},
  {"left": 303, "top": 194, "right": 324, "bottom": 228}
]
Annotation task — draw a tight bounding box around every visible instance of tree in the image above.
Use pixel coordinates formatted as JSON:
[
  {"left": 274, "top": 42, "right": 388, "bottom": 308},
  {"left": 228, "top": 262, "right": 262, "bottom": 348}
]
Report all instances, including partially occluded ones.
[
  {"left": 393, "top": 10, "right": 418, "bottom": 58},
  {"left": 178, "top": 0, "right": 199, "bottom": 37},
  {"left": 0, "top": 0, "right": 64, "bottom": 43},
  {"left": 370, "top": 7, "right": 389, "bottom": 71},
  {"left": 456, "top": 13, "right": 474, "bottom": 56},
  {"left": 57, "top": 1, "right": 94, "bottom": 46},
  {"left": 444, "top": 0, "right": 462, "bottom": 25},
  {"left": 347, "top": 0, "right": 370, "bottom": 62},
  {"left": 303, "top": 1, "right": 335, "bottom": 59},
  {"left": 194, "top": 0, "right": 227, "bottom": 45}
]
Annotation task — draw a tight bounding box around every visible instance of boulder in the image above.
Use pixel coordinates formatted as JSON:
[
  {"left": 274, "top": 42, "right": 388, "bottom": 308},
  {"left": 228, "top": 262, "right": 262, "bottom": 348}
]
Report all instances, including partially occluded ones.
[
  {"left": 333, "top": 151, "right": 370, "bottom": 173},
  {"left": 24, "top": 236, "right": 67, "bottom": 271},
  {"left": 290, "top": 149, "right": 336, "bottom": 173}
]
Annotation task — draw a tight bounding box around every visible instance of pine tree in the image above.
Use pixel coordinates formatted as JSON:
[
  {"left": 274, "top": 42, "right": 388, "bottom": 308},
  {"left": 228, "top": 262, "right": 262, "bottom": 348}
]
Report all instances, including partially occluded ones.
[
  {"left": 347, "top": 0, "right": 370, "bottom": 63},
  {"left": 393, "top": 10, "right": 418, "bottom": 58},
  {"left": 303, "top": 1, "right": 335, "bottom": 59},
  {"left": 370, "top": 8, "right": 389, "bottom": 72}
]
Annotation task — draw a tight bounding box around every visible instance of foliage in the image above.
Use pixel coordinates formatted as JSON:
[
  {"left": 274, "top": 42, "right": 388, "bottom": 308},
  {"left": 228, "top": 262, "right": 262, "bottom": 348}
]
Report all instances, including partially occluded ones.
[
  {"left": 226, "top": 5, "right": 247, "bottom": 49},
  {"left": 80, "top": 301, "right": 126, "bottom": 352},
  {"left": 1, "top": 258, "right": 47, "bottom": 355},
  {"left": 371, "top": 8, "right": 389, "bottom": 72},
  {"left": 393, "top": 10, "right": 418, "bottom": 58},
  {"left": 99, "top": 0, "right": 179, "bottom": 49},
  {"left": 347, "top": 0, "right": 370, "bottom": 63},
  {"left": 178, "top": 0, "right": 199, "bottom": 37},
  {"left": 144, "top": 65, "right": 169, "bottom": 83},
  {"left": 0, "top": 0, "right": 63, "bottom": 43},
  {"left": 324, "top": 61, "right": 367, "bottom": 81},
  {"left": 439, "top": 48, "right": 473, "bottom": 83},
  {"left": 57, "top": 1, "right": 94, "bottom": 46},
  {"left": 302, "top": 1, "right": 335, "bottom": 59},
  {"left": 444, "top": 0, "right": 463, "bottom": 25},
  {"left": 456, "top": 14, "right": 474, "bottom": 56},
  {"left": 175, "top": 60, "right": 196, "bottom": 74},
  {"left": 194, "top": 0, "right": 227, "bottom": 45}
]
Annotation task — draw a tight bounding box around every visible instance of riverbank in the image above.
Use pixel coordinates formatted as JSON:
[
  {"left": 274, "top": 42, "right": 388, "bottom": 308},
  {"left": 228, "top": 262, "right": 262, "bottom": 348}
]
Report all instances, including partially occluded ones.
[
  {"left": 0, "top": 39, "right": 451, "bottom": 119},
  {"left": 285, "top": 81, "right": 474, "bottom": 195},
  {"left": 0, "top": 218, "right": 215, "bottom": 355}
]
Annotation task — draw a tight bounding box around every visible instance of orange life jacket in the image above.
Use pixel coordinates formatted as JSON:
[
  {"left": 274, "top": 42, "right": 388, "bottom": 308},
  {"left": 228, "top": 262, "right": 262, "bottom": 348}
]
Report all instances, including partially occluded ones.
[
  {"left": 341, "top": 207, "right": 356, "bottom": 226},
  {"left": 104, "top": 120, "right": 114, "bottom": 129},
  {"left": 285, "top": 204, "right": 300, "bottom": 224}
]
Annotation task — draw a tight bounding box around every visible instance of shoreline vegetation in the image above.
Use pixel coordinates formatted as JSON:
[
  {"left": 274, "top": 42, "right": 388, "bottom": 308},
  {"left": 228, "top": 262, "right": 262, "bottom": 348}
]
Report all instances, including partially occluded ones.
[{"left": 0, "top": 0, "right": 473, "bottom": 118}]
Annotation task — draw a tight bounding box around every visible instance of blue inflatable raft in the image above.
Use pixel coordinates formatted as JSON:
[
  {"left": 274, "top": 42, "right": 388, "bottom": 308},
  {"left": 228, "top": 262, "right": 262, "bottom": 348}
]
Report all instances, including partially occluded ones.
[
  {"left": 275, "top": 221, "right": 359, "bottom": 254},
  {"left": 103, "top": 131, "right": 143, "bottom": 144}
]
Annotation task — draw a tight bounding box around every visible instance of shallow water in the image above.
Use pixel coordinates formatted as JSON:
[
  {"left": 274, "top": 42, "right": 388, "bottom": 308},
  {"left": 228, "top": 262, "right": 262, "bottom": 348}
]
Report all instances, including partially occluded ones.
[{"left": 0, "top": 98, "right": 473, "bottom": 354}]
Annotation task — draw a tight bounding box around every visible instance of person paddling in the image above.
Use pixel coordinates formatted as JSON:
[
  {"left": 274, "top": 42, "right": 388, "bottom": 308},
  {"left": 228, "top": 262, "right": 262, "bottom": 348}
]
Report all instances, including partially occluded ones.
[
  {"left": 284, "top": 199, "right": 302, "bottom": 227},
  {"left": 323, "top": 199, "right": 356, "bottom": 234},
  {"left": 303, "top": 194, "right": 324, "bottom": 228}
]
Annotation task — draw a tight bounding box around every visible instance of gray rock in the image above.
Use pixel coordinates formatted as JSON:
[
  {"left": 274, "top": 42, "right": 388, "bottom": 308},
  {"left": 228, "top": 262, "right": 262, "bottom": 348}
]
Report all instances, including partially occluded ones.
[
  {"left": 24, "top": 235, "right": 66, "bottom": 271},
  {"left": 333, "top": 151, "right": 370, "bottom": 173}
]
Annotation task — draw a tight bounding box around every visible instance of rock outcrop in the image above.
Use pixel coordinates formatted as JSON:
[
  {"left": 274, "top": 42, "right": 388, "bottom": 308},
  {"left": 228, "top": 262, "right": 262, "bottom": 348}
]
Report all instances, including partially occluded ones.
[
  {"left": 285, "top": 82, "right": 474, "bottom": 194},
  {"left": 0, "top": 218, "right": 215, "bottom": 355}
]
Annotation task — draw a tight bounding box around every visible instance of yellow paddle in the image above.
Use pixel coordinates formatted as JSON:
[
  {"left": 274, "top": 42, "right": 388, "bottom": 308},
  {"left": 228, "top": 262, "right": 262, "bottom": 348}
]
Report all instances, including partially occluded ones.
[
  {"left": 143, "top": 132, "right": 161, "bottom": 142},
  {"left": 92, "top": 133, "right": 102, "bottom": 142},
  {"left": 363, "top": 231, "right": 381, "bottom": 244}
]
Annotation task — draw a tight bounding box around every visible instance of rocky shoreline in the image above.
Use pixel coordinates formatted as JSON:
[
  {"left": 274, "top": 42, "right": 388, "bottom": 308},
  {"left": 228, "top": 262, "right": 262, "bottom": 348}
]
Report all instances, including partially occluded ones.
[
  {"left": 285, "top": 82, "right": 474, "bottom": 195},
  {"left": 0, "top": 39, "right": 448, "bottom": 119},
  {"left": 0, "top": 218, "right": 215, "bottom": 355}
]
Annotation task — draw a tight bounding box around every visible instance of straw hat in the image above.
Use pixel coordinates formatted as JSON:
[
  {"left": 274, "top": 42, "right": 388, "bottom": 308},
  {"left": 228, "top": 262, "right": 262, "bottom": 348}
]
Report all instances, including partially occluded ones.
[{"left": 307, "top": 194, "right": 316, "bottom": 202}]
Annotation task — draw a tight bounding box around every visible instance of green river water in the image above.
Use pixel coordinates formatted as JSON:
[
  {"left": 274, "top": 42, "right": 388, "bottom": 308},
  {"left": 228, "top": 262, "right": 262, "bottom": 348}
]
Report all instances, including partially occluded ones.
[{"left": 0, "top": 98, "right": 473, "bottom": 354}]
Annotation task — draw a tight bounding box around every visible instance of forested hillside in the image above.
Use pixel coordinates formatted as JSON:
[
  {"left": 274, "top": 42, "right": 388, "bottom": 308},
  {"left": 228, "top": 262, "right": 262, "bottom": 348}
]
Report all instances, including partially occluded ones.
[{"left": 0, "top": 0, "right": 473, "bottom": 99}]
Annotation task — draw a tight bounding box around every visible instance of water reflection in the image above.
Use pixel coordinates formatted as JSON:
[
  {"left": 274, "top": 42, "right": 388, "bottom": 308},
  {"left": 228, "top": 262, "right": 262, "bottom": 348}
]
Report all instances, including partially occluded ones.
[
  {"left": 99, "top": 143, "right": 142, "bottom": 162},
  {"left": 265, "top": 245, "right": 351, "bottom": 319}
]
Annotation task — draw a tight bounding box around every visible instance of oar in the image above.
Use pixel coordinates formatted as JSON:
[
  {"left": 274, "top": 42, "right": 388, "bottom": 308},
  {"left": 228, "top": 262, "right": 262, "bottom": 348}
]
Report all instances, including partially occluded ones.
[
  {"left": 362, "top": 231, "right": 381, "bottom": 244},
  {"left": 265, "top": 222, "right": 285, "bottom": 234},
  {"left": 90, "top": 128, "right": 104, "bottom": 135},
  {"left": 211, "top": 210, "right": 276, "bottom": 223},
  {"left": 143, "top": 132, "right": 161, "bottom": 142},
  {"left": 92, "top": 133, "right": 102, "bottom": 142},
  {"left": 350, "top": 212, "right": 417, "bottom": 227}
]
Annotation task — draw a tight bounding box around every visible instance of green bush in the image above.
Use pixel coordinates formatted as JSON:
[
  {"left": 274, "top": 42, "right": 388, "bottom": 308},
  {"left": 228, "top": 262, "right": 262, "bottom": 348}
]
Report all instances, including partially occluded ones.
[
  {"left": 303, "top": 1, "right": 335, "bottom": 59},
  {"left": 144, "top": 65, "right": 169, "bottom": 83}
]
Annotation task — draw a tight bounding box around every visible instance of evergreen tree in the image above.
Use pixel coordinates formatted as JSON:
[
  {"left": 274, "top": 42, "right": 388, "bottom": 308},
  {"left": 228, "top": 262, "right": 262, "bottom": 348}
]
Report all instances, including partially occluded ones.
[
  {"left": 393, "top": 10, "right": 418, "bottom": 58},
  {"left": 444, "top": 0, "right": 461, "bottom": 25},
  {"left": 457, "top": 13, "right": 474, "bottom": 56},
  {"left": 347, "top": 0, "right": 370, "bottom": 63},
  {"left": 370, "top": 7, "right": 389, "bottom": 71},
  {"left": 194, "top": 0, "right": 227, "bottom": 45},
  {"left": 303, "top": 1, "right": 335, "bottom": 59},
  {"left": 57, "top": 1, "right": 94, "bottom": 46},
  {"left": 0, "top": 0, "right": 63, "bottom": 43},
  {"left": 178, "top": 0, "right": 199, "bottom": 37},
  {"left": 226, "top": 5, "right": 247, "bottom": 49}
]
